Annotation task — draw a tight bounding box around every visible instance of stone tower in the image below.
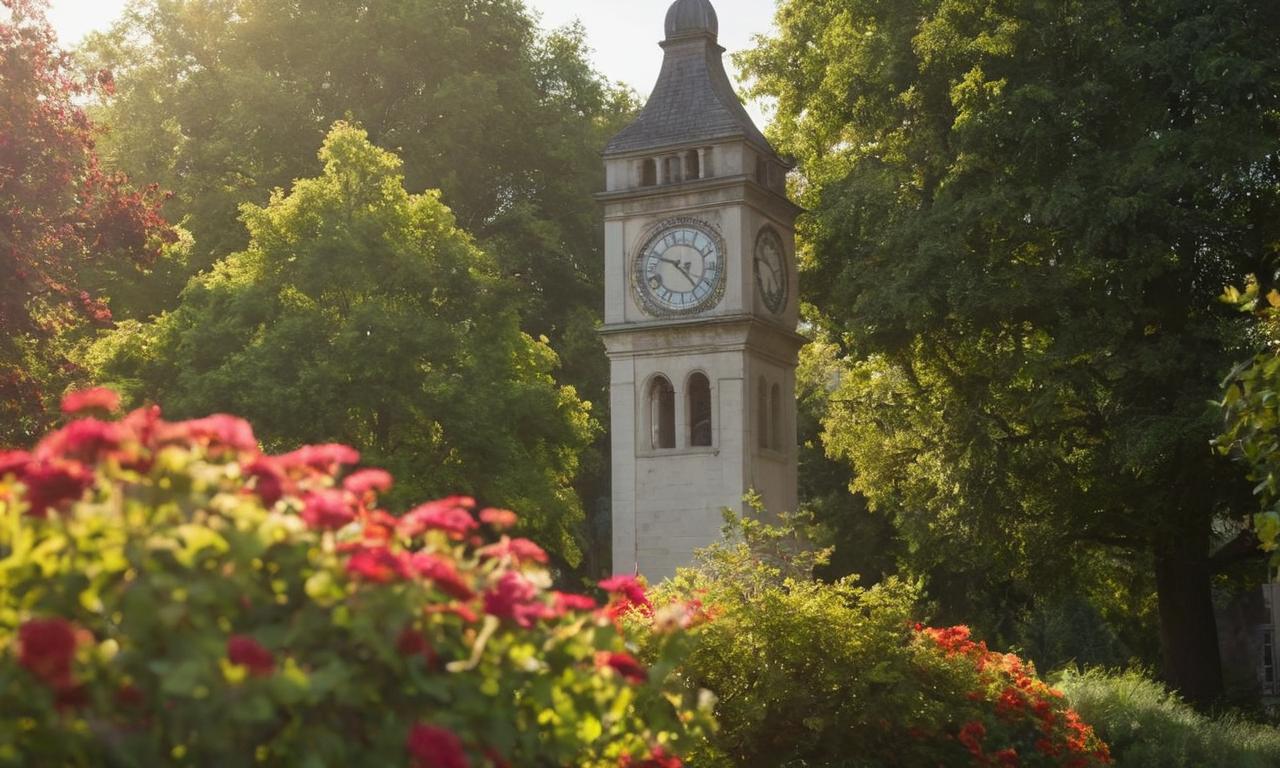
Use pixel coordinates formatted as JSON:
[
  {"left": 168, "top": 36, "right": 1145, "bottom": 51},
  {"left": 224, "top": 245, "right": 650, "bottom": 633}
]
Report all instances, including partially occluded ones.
[{"left": 599, "top": 0, "right": 803, "bottom": 580}]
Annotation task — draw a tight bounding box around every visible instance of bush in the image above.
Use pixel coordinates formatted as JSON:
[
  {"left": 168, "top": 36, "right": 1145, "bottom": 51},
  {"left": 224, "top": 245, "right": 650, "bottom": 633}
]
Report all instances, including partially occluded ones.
[
  {"left": 0, "top": 390, "right": 710, "bottom": 767},
  {"left": 1057, "top": 669, "right": 1280, "bottom": 768},
  {"left": 649, "top": 516, "right": 1112, "bottom": 767}
]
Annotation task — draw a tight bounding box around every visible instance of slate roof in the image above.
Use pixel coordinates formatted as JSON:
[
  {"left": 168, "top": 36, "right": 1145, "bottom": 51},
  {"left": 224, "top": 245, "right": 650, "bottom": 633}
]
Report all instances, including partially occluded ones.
[{"left": 604, "top": 1, "right": 775, "bottom": 158}]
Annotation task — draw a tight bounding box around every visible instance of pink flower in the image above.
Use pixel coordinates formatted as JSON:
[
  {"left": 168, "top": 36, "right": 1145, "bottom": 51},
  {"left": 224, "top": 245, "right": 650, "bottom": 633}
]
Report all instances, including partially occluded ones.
[
  {"left": 20, "top": 460, "right": 94, "bottom": 517},
  {"left": 18, "top": 618, "right": 81, "bottom": 691},
  {"left": 276, "top": 443, "right": 361, "bottom": 472},
  {"left": 596, "top": 651, "right": 648, "bottom": 684},
  {"left": 483, "top": 571, "right": 546, "bottom": 628},
  {"left": 477, "top": 537, "right": 548, "bottom": 565},
  {"left": 406, "top": 723, "right": 470, "bottom": 768},
  {"left": 478, "top": 507, "right": 518, "bottom": 530},
  {"left": 409, "top": 553, "right": 475, "bottom": 600},
  {"left": 398, "top": 496, "right": 477, "bottom": 540},
  {"left": 60, "top": 387, "right": 121, "bottom": 415},
  {"left": 160, "top": 415, "right": 258, "bottom": 455},
  {"left": 343, "top": 468, "right": 393, "bottom": 497},
  {"left": 598, "top": 574, "right": 652, "bottom": 617},
  {"left": 227, "top": 635, "right": 275, "bottom": 677},
  {"left": 36, "top": 419, "right": 125, "bottom": 462},
  {"left": 300, "top": 490, "right": 356, "bottom": 530},
  {"left": 120, "top": 405, "right": 163, "bottom": 448},
  {"left": 346, "top": 546, "right": 410, "bottom": 584}
]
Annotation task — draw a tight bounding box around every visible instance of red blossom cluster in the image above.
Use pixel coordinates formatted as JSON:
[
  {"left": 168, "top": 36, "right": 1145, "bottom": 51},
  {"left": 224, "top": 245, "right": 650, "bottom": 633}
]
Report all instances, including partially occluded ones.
[
  {"left": 1, "top": 387, "right": 690, "bottom": 767},
  {"left": 915, "top": 625, "right": 1112, "bottom": 767}
]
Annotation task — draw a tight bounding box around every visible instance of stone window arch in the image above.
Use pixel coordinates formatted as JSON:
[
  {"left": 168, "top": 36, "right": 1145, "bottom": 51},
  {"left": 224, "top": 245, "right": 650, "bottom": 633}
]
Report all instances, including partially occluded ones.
[
  {"left": 757, "top": 376, "right": 770, "bottom": 450},
  {"left": 685, "top": 149, "right": 701, "bottom": 180},
  {"left": 648, "top": 375, "right": 676, "bottom": 450},
  {"left": 770, "top": 383, "right": 783, "bottom": 451},
  {"left": 688, "top": 372, "right": 712, "bottom": 447},
  {"left": 641, "top": 158, "right": 657, "bottom": 187}
]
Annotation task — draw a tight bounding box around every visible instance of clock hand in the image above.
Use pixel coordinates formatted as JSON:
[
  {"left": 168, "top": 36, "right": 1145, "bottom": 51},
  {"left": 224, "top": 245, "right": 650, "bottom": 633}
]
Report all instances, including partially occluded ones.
[{"left": 658, "top": 256, "right": 698, "bottom": 288}]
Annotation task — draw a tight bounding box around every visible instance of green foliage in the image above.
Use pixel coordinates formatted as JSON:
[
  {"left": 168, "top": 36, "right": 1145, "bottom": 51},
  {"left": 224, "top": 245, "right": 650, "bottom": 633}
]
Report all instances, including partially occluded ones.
[
  {"left": 740, "top": 0, "right": 1280, "bottom": 700},
  {"left": 1217, "top": 279, "right": 1280, "bottom": 559},
  {"left": 88, "top": 125, "right": 595, "bottom": 565},
  {"left": 652, "top": 517, "right": 1111, "bottom": 767},
  {"left": 1058, "top": 669, "right": 1280, "bottom": 768},
  {"left": 0, "top": 399, "right": 709, "bottom": 766}
]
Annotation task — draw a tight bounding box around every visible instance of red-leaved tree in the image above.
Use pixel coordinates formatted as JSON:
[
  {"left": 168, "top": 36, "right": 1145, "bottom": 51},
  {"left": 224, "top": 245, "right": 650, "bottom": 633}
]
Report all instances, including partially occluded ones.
[{"left": 0, "top": 0, "right": 171, "bottom": 443}]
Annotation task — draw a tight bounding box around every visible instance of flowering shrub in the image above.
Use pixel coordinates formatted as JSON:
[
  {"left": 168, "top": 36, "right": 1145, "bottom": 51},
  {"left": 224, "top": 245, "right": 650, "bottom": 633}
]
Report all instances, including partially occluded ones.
[
  {"left": 0, "top": 392, "right": 710, "bottom": 766},
  {"left": 648, "top": 515, "right": 1110, "bottom": 767}
]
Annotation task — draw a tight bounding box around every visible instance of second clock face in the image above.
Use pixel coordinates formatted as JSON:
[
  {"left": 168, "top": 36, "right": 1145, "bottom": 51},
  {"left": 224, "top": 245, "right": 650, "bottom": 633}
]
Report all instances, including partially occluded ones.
[
  {"left": 633, "top": 218, "right": 726, "bottom": 316},
  {"left": 754, "top": 226, "right": 788, "bottom": 314}
]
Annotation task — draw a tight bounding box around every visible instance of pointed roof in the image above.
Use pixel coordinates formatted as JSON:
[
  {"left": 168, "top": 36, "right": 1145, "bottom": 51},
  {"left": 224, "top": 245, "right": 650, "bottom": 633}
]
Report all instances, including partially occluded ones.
[{"left": 604, "top": 0, "right": 774, "bottom": 158}]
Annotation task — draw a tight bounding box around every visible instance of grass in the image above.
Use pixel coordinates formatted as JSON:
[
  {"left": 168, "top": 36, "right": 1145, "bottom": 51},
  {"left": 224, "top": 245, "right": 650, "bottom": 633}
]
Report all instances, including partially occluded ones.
[{"left": 1056, "top": 668, "right": 1280, "bottom": 768}]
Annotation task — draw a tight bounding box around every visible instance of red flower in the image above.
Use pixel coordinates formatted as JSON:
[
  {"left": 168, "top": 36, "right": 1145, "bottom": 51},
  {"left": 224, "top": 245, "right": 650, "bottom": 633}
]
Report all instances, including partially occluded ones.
[
  {"left": 595, "top": 651, "right": 647, "bottom": 684},
  {"left": 477, "top": 536, "right": 548, "bottom": 565},
  {"left": 343, "top": 468, "right": 393, "bottom": 497},
  {"left": 399, "top": 496, "right": 478, "bottom": 540},
  {"left": 552, "top": 591, "right": 598, "bottom": 615},
  {"left": 276, "top": 443, "right": 360, "bottom": 472},
  {"left": 0, "top": 450, "right": 31, "bottom": 478},
  {"left": 619, "top": 746, "right": 682, "bottom": 768},
  {"left": 410, "top": 553, "right": 475, "bottom": 600},
  {"left": 406, "top": 723, "right": 470, "bottom": 768},
  {"left": 958, "top": 721, "right": 987, "bottom": 758},
  {"left": 20, "top": 460, "right": 94, "bottom": 517},
  {"left": 60, "top": 387, "right": 121, "bottom": 415},
  {"left": 244, "top": 456, "right": 289, "bottom": 506},
  {"left": 36, "top": 419, "right": 125, "bottom": 462},
  {"left": 993, "top": 748, "right": 1020, "bottom": 767},
  {"left": 227, "top": 635, "right": 275, "bottom": 677},
  {"left": 18, "top": 618, "right": 81, "bottom": 691},
  {"left": 483, "top": 571, "right": 546, "bottom": 628},
  {"left": 598, "top": 574, "right": 653, "bottom": 617},
  {"left": 346, "top": 545, "right": 410, "bottom": 583},
  {"left": 396, "top": 627, "right": 438, "bottom": 667},
  {"left": 300, "top": 490, "right": 357, "bottom": 530},
  {"left": 996, "top": 687, "right": 1025, "bottom": 717},
  {"left": 160, "top": 415, "right": 258, "bottom": 454},
  {"left": 478, "top": 507, "right": 518, "bottom": 530}
]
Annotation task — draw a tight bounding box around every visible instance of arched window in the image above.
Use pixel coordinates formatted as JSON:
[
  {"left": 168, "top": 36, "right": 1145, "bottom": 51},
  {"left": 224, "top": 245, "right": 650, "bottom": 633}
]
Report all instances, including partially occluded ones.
[
  {"left": 641, "top": 158, "right": 657, "bottom": 187},
  {"left": 685, "top": 150, "right": 701, "bottom": 180},
  {"left": 770, "top": 384, "right": 783, "bottom": 451},
  {"left": 650, "top": 376, "right": 676, "bottom": 450},
  {"left": 757, "top": 377, "right": 769, "bottom": 450},
  {"left": 688, "top": 373, "right": 712, "bottom": 447}
]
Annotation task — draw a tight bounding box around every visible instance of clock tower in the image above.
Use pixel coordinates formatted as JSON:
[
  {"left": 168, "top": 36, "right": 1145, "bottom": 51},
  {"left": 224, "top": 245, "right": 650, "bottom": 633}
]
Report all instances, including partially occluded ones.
[{"left": 599, "top": 0, "right": 803, "bottom": 580}]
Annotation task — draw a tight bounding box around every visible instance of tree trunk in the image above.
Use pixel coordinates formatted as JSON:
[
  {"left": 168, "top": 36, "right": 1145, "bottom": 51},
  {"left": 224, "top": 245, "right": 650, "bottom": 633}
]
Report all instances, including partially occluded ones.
[{"left": 1153, "top": 529, "right": 1224, "bottom": 706}]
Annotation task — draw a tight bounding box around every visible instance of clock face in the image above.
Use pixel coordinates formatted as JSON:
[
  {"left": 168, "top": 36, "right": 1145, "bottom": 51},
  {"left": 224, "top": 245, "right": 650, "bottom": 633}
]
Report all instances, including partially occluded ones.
[
  {"left": 633, "top": 218, "right": 726, "bottom": 317},
  {"left": 754, "top": 226, "right": 788, "bottom": 314}
]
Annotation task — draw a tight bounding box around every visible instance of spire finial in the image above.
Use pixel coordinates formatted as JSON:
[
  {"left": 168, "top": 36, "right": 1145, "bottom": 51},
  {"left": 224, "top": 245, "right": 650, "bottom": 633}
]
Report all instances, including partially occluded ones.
[{"left": 665, "top": 0, "right": 718, "bottom": 40}]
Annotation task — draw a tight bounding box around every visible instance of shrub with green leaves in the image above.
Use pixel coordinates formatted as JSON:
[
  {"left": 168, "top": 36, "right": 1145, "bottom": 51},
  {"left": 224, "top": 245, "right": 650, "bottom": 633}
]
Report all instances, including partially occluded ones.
[
  {"left": 1057, "top": 669, "right": 1280, "bottom": 768},
  {"left": 0, "top": 389, "right": 709, "bottom": 766},
  {"left": 651, "top": 516, "right": 1112, "bottom": 767}
]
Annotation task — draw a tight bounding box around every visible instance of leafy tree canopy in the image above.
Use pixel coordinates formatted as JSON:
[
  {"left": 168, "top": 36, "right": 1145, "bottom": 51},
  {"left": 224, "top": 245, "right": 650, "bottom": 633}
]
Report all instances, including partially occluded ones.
[
  {"left": 80, "top": 0, "right": 633, "bottom": 346},
  {"left": 740, "top": 0, "right": 1280, "bottom": 703},
  {"left": 90, "top": 124, "right": 596, "bottom": 565}
]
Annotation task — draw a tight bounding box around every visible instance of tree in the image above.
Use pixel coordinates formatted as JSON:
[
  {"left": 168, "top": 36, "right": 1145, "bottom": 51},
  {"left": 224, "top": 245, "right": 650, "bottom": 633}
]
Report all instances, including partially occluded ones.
[
  {"left": 80, "top": 0, "right": 636, "bottom": 569},
  {"left": 90, "top": 124, "right": 595, "bottom": 565},
  {"left": 740, "top": 0, "right": 1280, "bottom": 703},
  {"left": 0, "top": 0, "right": 172, "bottom": 444}
]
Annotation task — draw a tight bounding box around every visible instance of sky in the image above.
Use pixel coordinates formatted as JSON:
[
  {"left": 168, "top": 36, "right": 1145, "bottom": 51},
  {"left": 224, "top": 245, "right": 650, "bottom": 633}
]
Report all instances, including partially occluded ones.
[{"left": 44, "top": 0, "right": 779, "bottom": 124}]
